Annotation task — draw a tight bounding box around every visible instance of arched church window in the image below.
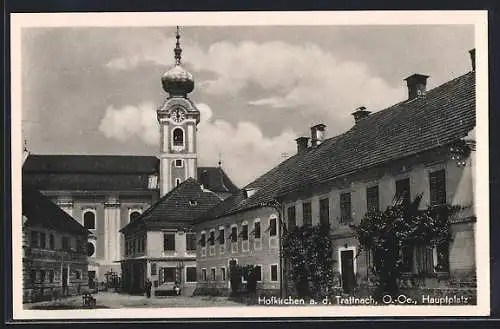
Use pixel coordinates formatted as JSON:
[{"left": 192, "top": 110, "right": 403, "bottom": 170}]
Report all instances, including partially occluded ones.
[
  {"left": 83, "top": 211, "right": 95, "bottom": 230},
  {"left": 130, "top": 211, "right": 141, "bottom": 222},
  {"left": 173, "top": 128, "right": 184, "bottom": 146}
]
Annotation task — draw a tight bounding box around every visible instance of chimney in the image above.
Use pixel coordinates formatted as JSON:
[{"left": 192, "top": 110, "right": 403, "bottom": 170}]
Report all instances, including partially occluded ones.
[
  {"left": 351, "top": 106, "right": 371, "bottom": 124},
  {"left": 404, "top": 73, "right": 429, "bottom": 100},
  {"left": 310, "top": 124, "right": 326, "bottom": 147},
  {"left": 469, "top": 48, "right": 476, "bottom": 71},
  {"left": 295, "top": 137, "right": 310, "bottom": 154}
]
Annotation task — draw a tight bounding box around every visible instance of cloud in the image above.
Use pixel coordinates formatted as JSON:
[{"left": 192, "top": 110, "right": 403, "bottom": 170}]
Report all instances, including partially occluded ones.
[
  {"left": 98, "top": 102, "right": 159, "bottom": 145},
  {"left": 98, "top": 102, "right": 296, "bottom": 187},
  {"left": 106, "top": 37, "right": 405, "bottom": 123}
]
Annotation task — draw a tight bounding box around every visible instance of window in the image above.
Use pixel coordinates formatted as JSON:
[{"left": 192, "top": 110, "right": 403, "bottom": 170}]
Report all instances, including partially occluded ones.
[
  {"left": 400, "top": 244, "right": 413, "bottom": 272},
  {"left": 62, "top": 237, "right": 70, "bottom": 250},
  {"left": 429, "top": 169, "right": 446, "bottom": 206},
  {"left": 211, "top": 268, "right": 216, "bottom": 281},
  {"left": 220, "top": 268, "right": 226, "bottom": 281},
  {"left": 201, "top": 268, "right": 207, "bottom": 281},
  {"left": 39, "top": 232, "right": 46, "bottom": 249},
  {"left": 129, "top": 211, "right": 141, "bottom": 222},
  {"left": 255, "top": 265, "right": 262, "bottom": 282},
  {"left": 75, "top": 270, "right": 81, "bottom": 280},
  {"left": 319, "top": 198, "right": 330, "bottom": 225},
  {"left": 241, "top": 223, "right": 249, "bottom": 241},
  {"left": 395, "top": 178, "right": 411, "bottom": 205},
  {"left": 49, "top": 271, "right": 54, "bottom": 283},
  {"left": 186, "top": 267, "right": 197, "bottom": 282},
  {"left": 269, "top": 217, "right": 277, "bottom": 236},
  {"left": 175, "top": 159, "right": 183, "bottom": 167},
  {"left": 151, "top": 263, "right": 157, "bottom": 275},
  {"left": 186, "top": 233, "right": 197, "bottom": 252},
  {"left": 340, "top": 192, "right": 352, "bottom": 222},
  {"left": 40, "top": 270, "right": 46, "bottom": 283},
  {"left": 163, "top": 233, "right": 176, "bottom": 251},
  {"left": 49, "top": 234, "right": 55, "bottom": 250},
  {"left": 366, "top": 185, "right": 380, "bottom": 213},
  {"left": 253, "top": 221, "right": 261, "bottom": 239},
  {"left": 173, "top": 128, "right": 184, "bottom": 146},
  {"left": 30, "top": 270, "right": 36, "bottom": 284},
  {"left": 435, "top": 242, "right": 450, "bottom": 272},
  {"left": 83, "top": 211, "right": 96, "bottom": 230},
  {"left": 270, "top": 265, "right": 278, "bottom": 282},
  {"left": 30, "top": 231, "right": 38, "bottom": 248},
  {"left": 209, "top": 230, "right": 216, "bottom": 246},
  {"left": 200, "top": 232, "right": 206, "bottom": 248},
  {"left": 163, "top": 267, "right": 176, "bottom": 282},
  {"left": 302, "top": 202, "right": 312, "bottom": 227},
  {"left": 287, "top": 206, "right": 296, "bottom": 230},
  {"left": 231, "top": 227, "right": 238, "bottom": 242},
  {"left": 218, "top": 228, "right": 225, "bottom": 244}
]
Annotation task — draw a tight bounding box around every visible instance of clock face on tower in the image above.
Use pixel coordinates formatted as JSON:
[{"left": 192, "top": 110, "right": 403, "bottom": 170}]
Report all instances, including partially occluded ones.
[{"left": 170, "top": 107, "right": 186, "bottom": 123}]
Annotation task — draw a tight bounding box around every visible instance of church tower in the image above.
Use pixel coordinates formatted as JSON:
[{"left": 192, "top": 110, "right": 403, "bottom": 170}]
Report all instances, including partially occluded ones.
[{"left": 157, "top": 27, "right": 200, "bottom": 196}]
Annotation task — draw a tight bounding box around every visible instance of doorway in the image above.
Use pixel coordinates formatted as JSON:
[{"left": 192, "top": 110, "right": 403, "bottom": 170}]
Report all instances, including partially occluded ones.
[{"left": 340, "top": 249, "right": 355, "bottom": 293}]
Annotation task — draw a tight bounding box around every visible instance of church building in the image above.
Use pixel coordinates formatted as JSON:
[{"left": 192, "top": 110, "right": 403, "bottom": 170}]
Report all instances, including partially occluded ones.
[{"left": 21, "top": 27, "right": 238, "bottom": 289}]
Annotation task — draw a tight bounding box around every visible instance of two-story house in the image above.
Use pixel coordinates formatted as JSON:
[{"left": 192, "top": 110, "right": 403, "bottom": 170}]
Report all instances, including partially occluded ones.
[
  {"left": 119, "top": 178, "right": 223, "bottom": 296},
  {"left": 193, "top": 48, "right": 477, "bottom": 296},
  {"left": 22, "top": 183, "right": 89, "bottom": 303},
  {"left": 275, "top": 51, "right": 477, "bottom": 293}
]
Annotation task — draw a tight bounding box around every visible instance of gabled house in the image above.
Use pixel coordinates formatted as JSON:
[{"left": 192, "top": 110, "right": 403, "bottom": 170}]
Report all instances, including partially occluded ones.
[
  {"left": 22, "top": 183, "right": 89, "bottom": 303},
  {"left": 119, "top": 178, "right": 223, "bottom": 296}
]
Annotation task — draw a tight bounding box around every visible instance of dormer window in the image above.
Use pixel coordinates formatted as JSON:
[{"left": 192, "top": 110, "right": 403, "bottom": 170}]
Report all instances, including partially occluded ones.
[{"left": 189, "top": 200, "right": 198, "bottom": 207}]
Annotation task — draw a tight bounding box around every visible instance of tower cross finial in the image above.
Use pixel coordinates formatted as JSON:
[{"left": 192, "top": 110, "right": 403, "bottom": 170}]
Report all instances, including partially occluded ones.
[
  {"left": 174, "top": 26, "right": 182, "bottom": 65},
  {"left": 23, "top": 138, "right": 28, "bottom": 152},
  {"left": 218, "top": 151, "right": 222, "bottom": 167}
]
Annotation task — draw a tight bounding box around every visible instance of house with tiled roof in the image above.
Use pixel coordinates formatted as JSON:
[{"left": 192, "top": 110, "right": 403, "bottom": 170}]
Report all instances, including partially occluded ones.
[
  {"left": 21, "top": 28, "right": 239, "bottom": 287},
  {"left": 193, "top": 49, "right": 477, "bottom": 296},
  {"left": 22, "top": 182, "right": 90, "bottom": 302},
  {"left": 119, "top": 178, "right": 223, "bottom": 295}
]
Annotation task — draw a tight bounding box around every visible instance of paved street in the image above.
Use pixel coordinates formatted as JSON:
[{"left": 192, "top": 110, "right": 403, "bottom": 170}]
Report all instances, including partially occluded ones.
[{"left": 25, "top": 292, "right": 243, "bottom": 309}]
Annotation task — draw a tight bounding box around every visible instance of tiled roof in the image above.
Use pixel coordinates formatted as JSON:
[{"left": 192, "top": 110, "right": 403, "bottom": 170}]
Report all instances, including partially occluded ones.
[
  {"left": 22, "top": 183, "right": 88, "bottom": 235},
  {"left": 23, "top": 154, "right": 158, "bottom": 174},
  {"left": 23, "top": 155, "right": 238, "bottom": 193},
  {"left": 198, "top": 71, "right": 476, "bottom": 221},
  {"left": 22, "top": 172, "right": 154, "bottom": 191},
  {"left": 198, "top": 167, "right": 239, "bottom": 193},
  {"left": 121, "top": 178, "right": 223, "bottom": 232}
]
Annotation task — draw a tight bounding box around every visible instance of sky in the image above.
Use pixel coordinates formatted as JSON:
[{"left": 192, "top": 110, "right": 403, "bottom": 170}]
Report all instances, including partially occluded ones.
[{"left": 21, "top": 25, "right": 474, "bottom": 187}]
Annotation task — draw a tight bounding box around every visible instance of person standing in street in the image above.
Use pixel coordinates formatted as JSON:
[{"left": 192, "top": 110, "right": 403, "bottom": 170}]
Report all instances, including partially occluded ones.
[{"left": 145, "top": 279, "right": 152, "bottom": 298}]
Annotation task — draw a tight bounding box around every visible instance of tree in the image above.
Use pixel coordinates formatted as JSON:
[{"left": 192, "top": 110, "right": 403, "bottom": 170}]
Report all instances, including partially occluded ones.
[
  {"left": 282, "top": 222, "right": 337, "bottom": 298},
  {"left": 350, "top": 193, "right": 458, "bottom": 301}
]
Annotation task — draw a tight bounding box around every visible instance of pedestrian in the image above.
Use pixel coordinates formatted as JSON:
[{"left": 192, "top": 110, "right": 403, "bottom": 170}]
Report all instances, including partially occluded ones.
[
  {"left": 145, "top": 278, "right": 152, "bottom": 298},
  {"left": 174, "top": 281, "right": 181, "bottom": 296}
]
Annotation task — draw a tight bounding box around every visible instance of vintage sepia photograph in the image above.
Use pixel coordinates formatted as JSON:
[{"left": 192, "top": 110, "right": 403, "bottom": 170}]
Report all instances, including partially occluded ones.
[{"left": 10, "top": 11, "right": 489, "bottom": 319}]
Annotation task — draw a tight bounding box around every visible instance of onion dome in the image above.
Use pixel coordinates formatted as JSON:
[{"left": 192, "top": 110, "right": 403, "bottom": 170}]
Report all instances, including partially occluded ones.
[{"left": 161, "top": 26, "right": 194, "bottom": 97}]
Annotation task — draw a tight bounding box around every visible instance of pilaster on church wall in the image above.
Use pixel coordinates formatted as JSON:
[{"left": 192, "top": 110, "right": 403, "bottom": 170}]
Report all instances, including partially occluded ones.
[{"left": 104, "top": 195, "right": 121, "bottom": 265}]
